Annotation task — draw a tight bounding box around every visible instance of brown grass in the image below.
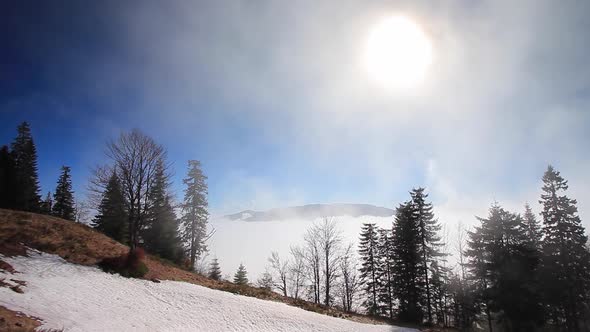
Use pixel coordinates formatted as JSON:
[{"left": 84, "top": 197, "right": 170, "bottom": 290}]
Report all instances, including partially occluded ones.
[
  {"left": 0, "top": 306, "right": 42, "bottom": 332},
  {"left": 0, "top": 208, "right": 407, "bottom": 329},
  {"left": 0, "top": 259, "right": 16, "bottom": 273},
  {"left": 0, "top": 209, "right": 128, "bottom": 265}
]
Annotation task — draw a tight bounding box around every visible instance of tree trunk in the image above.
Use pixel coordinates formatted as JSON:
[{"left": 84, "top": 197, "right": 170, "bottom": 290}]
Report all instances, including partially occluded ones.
[
  {"left": 324, "top": 253, "right": 330, "bottom": 306},
  {"left": 282, "top": 277, "right": 287, "bottom": 297},
  {"left": 486, "top": 305, "right": 493, "bottom": 332},
  {"left": 422, "top": 232, "right": 432, "bottom": 324},
  {"left": 189, "top": 226, "right": 196, "bottom": 270}
]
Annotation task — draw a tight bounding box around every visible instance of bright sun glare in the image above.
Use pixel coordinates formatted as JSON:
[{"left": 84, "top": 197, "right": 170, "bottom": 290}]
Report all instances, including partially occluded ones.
[{"left": 365, "top": 15, "right": 433, "bottom": 90}]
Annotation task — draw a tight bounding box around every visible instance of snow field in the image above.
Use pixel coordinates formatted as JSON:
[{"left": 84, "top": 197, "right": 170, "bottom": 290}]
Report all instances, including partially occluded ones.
[{"left": 0, "top": 251, "right": 416, "bottom": 332}]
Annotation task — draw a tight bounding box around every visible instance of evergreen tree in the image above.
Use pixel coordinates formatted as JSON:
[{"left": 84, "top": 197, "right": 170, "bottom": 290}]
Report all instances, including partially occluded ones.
[
  {"left": 523, "top": 203, "right": 542, "bottom": 250},
  {"left": 539, "top": 166, "right": 590, "bottom": 331},
  {"left": 392, "top": 202, "right": 423, "bottom": 324},
  {"left": 358, "top": 222, "right": 381, "bottom": 315},
  {"left": 464, "top": 217, "right": 492, "bottom": 331},
  {"left": 410, "top": 187, "right": 443, "bottom": 325},
  {"left": 467, "top": 204, "right": 543, "bottom": 331},
  {"left": 40, "top": 191, "right": 53, "bottom": 215},
  {"left": 257, "top": 271, "right": 274, "bottom": 290},
  {"left": 52, "top": 166, "right": 75, "bottom": 220},
  {"left": 208, "top": 258, "right": 222, "bottom": 280},
  {"left": 180, "top": 160, "right": 209, "bottom": 270},
  {"left": 377, "top": 228, "right": 395, "bottom": 319},
  {"left": 10, "top": 122, "right": 41, "bottom": 212},
  {"left": 429, "top": 260, "right": 450, "bottom": 326},
  {"left": 93, "top": 171, "right": 128, "bottom": 243},
  {"left": 142, "top": 160, "right": 184, "bottom": 263},
  {"left": 0, "top": 145, "right": 17, "bottom": 209},
  {"left": 447, "top": 272, "right": 478, "bottom": 330},
  {"left": 234, "top": 263, "right": 249, "bottom": 285}
]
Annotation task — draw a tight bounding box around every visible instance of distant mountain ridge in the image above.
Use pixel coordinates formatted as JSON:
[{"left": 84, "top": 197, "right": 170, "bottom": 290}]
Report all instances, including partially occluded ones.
[{"left": 224, "top": 203, "right": 395, "bottom": 221}]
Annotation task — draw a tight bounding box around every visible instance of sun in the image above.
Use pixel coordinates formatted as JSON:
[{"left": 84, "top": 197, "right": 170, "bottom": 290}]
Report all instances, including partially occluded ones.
[{"left": 364, "top": 15, "right": 433, "bottom": 90}]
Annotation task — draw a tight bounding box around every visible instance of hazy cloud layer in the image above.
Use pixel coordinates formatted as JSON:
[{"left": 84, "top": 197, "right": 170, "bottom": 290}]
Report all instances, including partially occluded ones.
[
  {"left": 4, "top": 1, "right": 589, "bottom": 230},
  {"left": 102, "top": 0, "right": 590, "bottom": 228}
]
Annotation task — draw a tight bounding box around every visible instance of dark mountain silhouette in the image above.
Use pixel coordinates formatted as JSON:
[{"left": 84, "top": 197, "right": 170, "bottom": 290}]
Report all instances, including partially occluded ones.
[{"left": 225, "top": 203, "right": 394, "bottom": 221}]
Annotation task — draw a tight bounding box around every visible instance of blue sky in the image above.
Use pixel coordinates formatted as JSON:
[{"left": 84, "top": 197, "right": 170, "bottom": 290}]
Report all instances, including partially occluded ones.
[{"left": 2, "top": 0, "right": 590, "bottom": 226}]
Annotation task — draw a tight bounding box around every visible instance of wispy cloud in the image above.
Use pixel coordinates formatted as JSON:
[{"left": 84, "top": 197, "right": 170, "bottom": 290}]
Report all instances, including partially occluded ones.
[{"left": 13, "top": 0, "right": 588, "bottom": 226}]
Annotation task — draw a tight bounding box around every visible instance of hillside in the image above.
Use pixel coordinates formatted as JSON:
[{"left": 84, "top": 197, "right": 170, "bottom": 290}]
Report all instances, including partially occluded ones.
[
  {"left": 0, "top": 251, "right": 418, "bottom": 332},
  {"left": 225, "top": 203, "right": 395, "bottom": 221},
  {"left": 0, "top": 209, "right": 412, "bottom": 331}
]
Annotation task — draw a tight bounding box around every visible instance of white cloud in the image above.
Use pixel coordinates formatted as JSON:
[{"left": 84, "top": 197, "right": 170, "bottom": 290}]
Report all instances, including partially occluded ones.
[{"left": 76, "top": 0, "right": 590, "bottom": 234}]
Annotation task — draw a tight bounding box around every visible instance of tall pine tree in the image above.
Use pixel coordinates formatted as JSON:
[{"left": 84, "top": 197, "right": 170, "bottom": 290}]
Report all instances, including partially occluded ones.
[
  {"left": 467, "top": 204, "right": 543, "bottom": 331},
  {"left": 142, "top": 160, "right": 184, "bottom": 263},
  {"left": 93, "top": 171, "right": 128, "bottom": 243},
  {"left": 539, "top": 166, "right": 590, "bottom": 331},
  {"left": 410, "top": 187, "right": 443, "bottom": 325},
  {"left": 0, "top": 145, "right": 17, "bottom": 209},
  {"left": 52, "top": 166, "right": 75, "bottom": 221},
  {"left": 11, "top": 122, "right": 41, "bottom": 212},
  {"left": 40, "top": 191, "right": 53, "bottom": 215},
  {"left": 180, "top": 160, "right": 209, "bottom": 270},
  {"left": 428, "top": 260, "right": 450, "bottom": 326},
  {"left": 465, "top": 215, "right": 493, "bottom": 331},
  {"left": 358, "top": 222, "right": 381, "bottom": 315},
  {"left": 377, "top": 228, "right": 395, "bottom": 319},
  {"left": 392, "top": 201, "right": 423, "bottom": 324},
  {"left": 523, "top": 203, "right": 542, "bottom": 250}
]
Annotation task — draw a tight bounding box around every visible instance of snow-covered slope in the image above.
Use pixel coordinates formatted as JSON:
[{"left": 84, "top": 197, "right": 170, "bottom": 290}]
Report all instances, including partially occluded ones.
[{"left": 0, "top": 251, "right": 416, "bottom": 332}]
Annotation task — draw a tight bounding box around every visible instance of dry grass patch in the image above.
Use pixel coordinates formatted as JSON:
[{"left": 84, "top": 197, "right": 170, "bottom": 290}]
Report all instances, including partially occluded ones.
[
  {"left": 0, "top": 306, "right": 42, "bottom": 332},
  {"left": 0, "top": 259, "right": 16, "bottom": 274},
  {"left": 0, "top": 209, "right": 127, "bottom": 265}
]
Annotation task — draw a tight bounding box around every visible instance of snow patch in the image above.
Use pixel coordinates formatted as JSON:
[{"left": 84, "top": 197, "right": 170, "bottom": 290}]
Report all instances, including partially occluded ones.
[{"left": 0, "top": 251, "right": 416, "bottom": 332}]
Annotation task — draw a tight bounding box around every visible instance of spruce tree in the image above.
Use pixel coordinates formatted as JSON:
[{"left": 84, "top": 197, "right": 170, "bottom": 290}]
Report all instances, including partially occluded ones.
[
  {"left": 392, "top": 201, "right": 423, "bottom": 324},
  {"left": 52, "top": 166, "right": 75, "bottom": 220},
  {"left": 523, "top": 203, "right": 542, "bottom": 250},
  {"left": 0, "top": 145, "right": 17, "bottom": 209},
  {"left": 257, "top": 271, "right": 274, "bottom": 290},
  {"left": 464, "top": 217, "right": 492, "bottom": 331},
  {"left": 428, "top": 260, "right": 449, "bottom": 326},
  {"left": 11, "top": 122, "right": 41, "bottom": 212},
  {"left": 358, "top": 222, "right": 381, "bottom": 315},
  {"left": 539, "top": 166, "right": 590, "bottom": 331},
  {"left": 447, "top": 272, "right": 477, "bottom": 329},
  {"left": 234, "top": 263, "right": 249, "bottom": 285},
  {"left": 40, "top": 192, "right": 53, "bottom": 215},
  {"left": 93, "top": 171, "right": 128, "bottom": 243},
  {"left": 467, "top": 204, "right": 543, "bottom": 331},
  {"left": 208, "top": 258, "right": 222, "bottom": 280},
  {"left": 377, "top": 228, "right": 395, "bottom": 319},
  {"left": 410, "top": 187, "right": 443, "bottom": 325},
  {"left": 142, "top": 160, "right": 184, "bottom": 263},
  {"left": 180, "top": 160, "right": 209, "bottom": 270}
]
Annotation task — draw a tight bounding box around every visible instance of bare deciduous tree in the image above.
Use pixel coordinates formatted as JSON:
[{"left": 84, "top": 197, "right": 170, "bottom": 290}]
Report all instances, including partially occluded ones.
[
  {"left": 303, "top": 222, "right": 322, "bottom": 304},
  {"left": 88, "top": 164, "right": 113, "bottom": 209},
  {"left": 455, "top": 222, "right": 467, "bottom": 280},
  {"left": 105, "top": 129, "right": 168, "bottom": 249},
  {"left": 289, "top": 245, "right": 306, "bottom": 299},
  {"left": 339, "top": 243, "right": 360, "bottom": 312},
  {"left": 318, "top": 217, "right": 342, "bottom": 306},
  {"left": 269, "top": 251, "right": 290, "bottom": 297},
  {"left": 301, "top": 218, "right": 343, "bottom": 306},
  {"left": 74, "top": 198, "right": 91, "bottom": 224}
]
